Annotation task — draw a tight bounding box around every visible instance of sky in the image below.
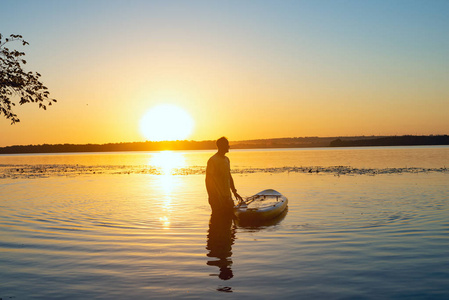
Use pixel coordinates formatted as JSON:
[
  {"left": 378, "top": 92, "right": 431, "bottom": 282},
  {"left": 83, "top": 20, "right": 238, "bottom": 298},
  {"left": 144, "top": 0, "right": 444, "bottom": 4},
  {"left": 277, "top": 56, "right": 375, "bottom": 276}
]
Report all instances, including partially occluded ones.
[{"left": 1, "top": 0, "right": 448, "bottom": 147}]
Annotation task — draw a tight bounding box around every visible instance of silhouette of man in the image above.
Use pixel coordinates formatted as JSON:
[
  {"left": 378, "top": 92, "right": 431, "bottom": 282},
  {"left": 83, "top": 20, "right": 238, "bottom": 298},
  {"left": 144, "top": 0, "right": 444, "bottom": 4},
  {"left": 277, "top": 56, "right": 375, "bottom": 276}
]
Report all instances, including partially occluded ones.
[{"left": 206, "top": 137, "right": 243, "bottom": 216}]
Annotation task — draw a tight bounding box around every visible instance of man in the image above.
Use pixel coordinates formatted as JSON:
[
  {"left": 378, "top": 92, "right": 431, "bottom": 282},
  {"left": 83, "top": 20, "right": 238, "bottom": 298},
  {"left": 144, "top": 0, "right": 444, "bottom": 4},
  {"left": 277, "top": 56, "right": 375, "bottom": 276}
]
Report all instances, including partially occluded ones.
[{"left": 206, "top": 137, "right": 243, "bottom": 215}]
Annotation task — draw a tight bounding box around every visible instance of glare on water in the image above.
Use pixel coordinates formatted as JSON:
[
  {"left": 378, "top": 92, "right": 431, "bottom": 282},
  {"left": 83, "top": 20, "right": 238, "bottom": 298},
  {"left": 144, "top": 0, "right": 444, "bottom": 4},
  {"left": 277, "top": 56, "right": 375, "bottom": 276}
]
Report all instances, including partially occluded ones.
[
  {"left": 0, "top": 146, "right": 448, "bottom": 299},
  {"left": 150, "top": 151, "right": 188, "bottom": 230}
]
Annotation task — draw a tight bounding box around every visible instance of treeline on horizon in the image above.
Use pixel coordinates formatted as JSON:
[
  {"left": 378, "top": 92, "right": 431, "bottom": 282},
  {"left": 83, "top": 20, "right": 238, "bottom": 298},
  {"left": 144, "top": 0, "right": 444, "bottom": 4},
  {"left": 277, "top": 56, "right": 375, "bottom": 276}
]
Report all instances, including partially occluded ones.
[
  {"left": 0, "top": 135, "right": 447, "bottom": 154},
  {"left": 0, "top": 136, "right": 372, "bottom": 154},
  {"left": 330, "top": 135, "right": 449, "bottom": 147},
  {"left": 0, "top": 140, "right": 217, "bottom": 154}
]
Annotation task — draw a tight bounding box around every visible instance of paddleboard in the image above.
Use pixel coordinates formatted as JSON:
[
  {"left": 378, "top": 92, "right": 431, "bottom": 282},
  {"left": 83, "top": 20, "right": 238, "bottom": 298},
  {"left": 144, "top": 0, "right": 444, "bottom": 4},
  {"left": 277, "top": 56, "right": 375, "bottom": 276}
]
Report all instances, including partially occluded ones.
[{"left": 234, "top": 189, "right": 288, "bottom": 222}]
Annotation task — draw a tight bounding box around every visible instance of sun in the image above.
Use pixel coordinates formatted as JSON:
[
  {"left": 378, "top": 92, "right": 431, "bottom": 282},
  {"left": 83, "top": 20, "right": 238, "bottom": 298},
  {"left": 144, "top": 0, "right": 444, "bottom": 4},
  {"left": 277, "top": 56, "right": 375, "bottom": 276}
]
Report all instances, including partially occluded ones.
[{"left": 140, "top": 104, "right": 194, "bottom": 141}]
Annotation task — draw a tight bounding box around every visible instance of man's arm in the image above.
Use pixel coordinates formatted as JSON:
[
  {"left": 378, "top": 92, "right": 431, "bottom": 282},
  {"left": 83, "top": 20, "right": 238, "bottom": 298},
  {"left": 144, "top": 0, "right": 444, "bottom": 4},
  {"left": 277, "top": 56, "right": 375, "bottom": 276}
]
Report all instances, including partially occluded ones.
[{"left": 230, "top": 173, "right": 243, "bottom": 203}]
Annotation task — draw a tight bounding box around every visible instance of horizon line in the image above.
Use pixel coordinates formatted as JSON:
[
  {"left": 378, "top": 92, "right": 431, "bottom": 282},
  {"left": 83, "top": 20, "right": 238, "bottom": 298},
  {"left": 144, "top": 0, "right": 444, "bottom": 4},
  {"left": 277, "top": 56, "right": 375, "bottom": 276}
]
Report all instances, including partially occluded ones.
[{"left": 1, "top": 134, "right": 448, "bottom": 149}]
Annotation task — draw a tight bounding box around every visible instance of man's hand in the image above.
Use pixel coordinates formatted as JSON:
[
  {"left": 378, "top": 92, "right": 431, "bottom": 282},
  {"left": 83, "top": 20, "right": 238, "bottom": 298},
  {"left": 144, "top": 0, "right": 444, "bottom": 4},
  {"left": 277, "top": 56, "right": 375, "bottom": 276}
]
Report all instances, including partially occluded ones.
[{"left": 233, "top": 190, "right": 244, "bottom": 204}]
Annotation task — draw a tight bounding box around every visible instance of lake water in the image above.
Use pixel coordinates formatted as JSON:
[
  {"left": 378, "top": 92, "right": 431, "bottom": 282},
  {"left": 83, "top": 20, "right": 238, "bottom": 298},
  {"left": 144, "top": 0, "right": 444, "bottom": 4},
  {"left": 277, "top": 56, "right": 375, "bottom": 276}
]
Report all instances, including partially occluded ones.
[{"left": 1, "top": 146, "right": 448, "bottom": 299}]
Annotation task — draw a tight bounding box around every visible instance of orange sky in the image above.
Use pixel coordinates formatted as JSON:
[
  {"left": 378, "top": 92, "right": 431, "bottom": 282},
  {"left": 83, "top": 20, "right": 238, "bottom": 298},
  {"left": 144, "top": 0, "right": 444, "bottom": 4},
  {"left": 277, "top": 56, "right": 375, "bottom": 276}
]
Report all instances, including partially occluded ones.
[{"left": 1, "top": 1, "right": 448, "bottom": 147}]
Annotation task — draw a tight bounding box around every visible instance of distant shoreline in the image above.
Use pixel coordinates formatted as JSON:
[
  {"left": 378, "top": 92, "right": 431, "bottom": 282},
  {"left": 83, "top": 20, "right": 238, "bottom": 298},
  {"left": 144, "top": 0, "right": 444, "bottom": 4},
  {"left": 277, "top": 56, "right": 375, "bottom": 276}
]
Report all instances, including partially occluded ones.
[{"left": 1, "top": 135, "right": 448, "bottom": 155}]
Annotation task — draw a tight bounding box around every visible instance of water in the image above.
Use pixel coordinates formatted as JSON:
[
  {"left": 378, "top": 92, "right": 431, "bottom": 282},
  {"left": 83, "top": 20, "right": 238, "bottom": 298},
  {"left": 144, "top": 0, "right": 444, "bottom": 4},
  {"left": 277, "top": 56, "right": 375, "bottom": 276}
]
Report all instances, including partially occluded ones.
[{"left": 1, "top": 146, "right": 448, "bottom": 299}]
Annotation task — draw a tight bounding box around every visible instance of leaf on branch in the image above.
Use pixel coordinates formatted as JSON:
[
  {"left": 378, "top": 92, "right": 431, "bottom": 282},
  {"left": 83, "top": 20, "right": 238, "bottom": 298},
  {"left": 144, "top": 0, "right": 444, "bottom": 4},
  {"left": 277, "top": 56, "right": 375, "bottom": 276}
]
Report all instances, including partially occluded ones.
[{"left": 1, "top": 33, "right": 57, "bottom": 123}]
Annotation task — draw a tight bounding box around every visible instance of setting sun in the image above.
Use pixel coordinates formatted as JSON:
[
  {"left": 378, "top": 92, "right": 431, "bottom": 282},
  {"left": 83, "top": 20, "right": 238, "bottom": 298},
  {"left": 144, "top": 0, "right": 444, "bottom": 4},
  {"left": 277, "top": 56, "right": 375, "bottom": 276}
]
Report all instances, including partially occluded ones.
[{"left": 140, "top": 104, "right": 194, "bottom": 141}]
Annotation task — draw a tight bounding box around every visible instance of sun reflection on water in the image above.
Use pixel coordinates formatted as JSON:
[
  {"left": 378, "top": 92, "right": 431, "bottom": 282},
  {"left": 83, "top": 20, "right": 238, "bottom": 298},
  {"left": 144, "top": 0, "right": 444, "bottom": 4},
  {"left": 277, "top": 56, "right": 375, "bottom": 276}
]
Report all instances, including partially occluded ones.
[
  {"left": 150, "top": 151, "right": 186, "bottom": 175},
  {"left": 149, "top": 151, "right": 187, "bottom": 230},
  {"left": 159, "top": 216, "right": 171, "bottom": 230}
]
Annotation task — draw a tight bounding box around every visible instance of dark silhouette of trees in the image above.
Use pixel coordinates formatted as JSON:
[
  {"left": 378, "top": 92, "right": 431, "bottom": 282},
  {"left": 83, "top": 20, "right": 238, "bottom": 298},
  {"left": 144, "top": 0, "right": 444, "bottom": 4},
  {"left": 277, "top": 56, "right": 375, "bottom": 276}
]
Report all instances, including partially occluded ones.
[
  {"left": 330, "top": 135, "right": 449, "bottom": 147},
  {"left": 0, "top": 33, "right": 57, "bottom": 124},
  {"left": 1, "top": 136, "right": 447, "bottom": 154},
  {"left": 0, "top": 140, "right": 219, "bottom": 154}
]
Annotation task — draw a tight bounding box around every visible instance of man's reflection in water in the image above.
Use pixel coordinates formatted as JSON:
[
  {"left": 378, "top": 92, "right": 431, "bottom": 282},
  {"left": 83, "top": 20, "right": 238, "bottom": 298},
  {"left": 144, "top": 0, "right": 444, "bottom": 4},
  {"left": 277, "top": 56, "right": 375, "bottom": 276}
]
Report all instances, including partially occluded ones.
[{"left": 206, "top": 212, "right": 236, "bottom": 283}]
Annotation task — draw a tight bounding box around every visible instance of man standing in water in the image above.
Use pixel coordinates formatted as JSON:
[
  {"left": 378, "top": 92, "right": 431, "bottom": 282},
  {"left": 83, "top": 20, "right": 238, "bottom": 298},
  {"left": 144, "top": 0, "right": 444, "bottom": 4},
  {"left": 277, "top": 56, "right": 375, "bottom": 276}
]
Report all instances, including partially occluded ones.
[{"left": 206, "top": 137, "right": 243, "bottom": 216}]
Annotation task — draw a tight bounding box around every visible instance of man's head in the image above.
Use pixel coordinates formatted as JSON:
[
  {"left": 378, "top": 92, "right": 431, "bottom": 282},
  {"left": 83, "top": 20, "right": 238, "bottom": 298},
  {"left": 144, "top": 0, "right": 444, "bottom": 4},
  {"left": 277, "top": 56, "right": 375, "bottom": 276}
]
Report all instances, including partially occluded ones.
[{"left": 216, "top": 136, "right": 230, "bottom": 154}]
